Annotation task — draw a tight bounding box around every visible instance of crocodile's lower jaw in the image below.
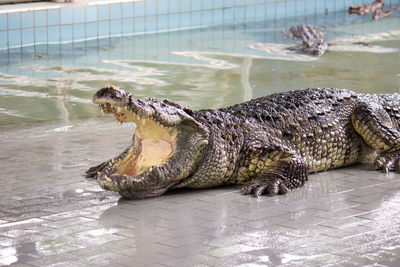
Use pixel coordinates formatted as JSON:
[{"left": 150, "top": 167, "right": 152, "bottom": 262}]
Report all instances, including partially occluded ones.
[{"left": 98, "top": 102, "right": 178, "bottom": 177}]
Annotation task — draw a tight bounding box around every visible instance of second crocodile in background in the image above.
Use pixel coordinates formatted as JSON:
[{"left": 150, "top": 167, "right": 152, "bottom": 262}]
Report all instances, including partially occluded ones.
[{"left": 87, "top": 86, "right": 400, "bottom": 199}]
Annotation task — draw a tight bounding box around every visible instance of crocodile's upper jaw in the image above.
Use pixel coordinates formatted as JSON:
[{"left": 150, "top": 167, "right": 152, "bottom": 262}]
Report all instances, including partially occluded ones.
[{"left": 91, "top": 85, "right": 209, "bottom": 198}]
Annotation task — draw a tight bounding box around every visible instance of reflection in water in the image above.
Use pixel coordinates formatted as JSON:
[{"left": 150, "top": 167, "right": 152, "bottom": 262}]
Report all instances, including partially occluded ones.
[
  {"left": 328, "top": 42, "right": 398, "bottom": 53},
  {"left": 172, "top": 51, "right": 240, "bottom": 69},
  {"left": 0, "top": 218, "right": 45, "bottom": 265},
  {"left": 0, "top": 107, "right": 30, "bottom": 119},
  {"left": 280, "top": 253, "right": 330, "bottom": 264},
  {"left": 0, "top": 248, "right": 17, "bottom": 265},
  {"left": 332, "top": 29, "right": 400, "bottom": 44},
  {"left": 101, "top": 60, "right": 171, "bottom": 86},
  {"left": 248, "top": 43, "right": 317, "bottom": 61}
]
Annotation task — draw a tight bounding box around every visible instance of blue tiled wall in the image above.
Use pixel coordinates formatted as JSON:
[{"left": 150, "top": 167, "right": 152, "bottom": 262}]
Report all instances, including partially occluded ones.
[{"left": 0, "top": 0, "right": 398, "bottom": 50}]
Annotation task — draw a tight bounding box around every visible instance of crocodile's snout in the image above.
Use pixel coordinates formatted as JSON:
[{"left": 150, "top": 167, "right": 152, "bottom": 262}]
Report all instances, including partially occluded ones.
[
  {"left": 87, "top": 85, "right": 210, "bottom": 199},
  {"left": 93, "top": 85, "right": 130, "bottom": 104}
]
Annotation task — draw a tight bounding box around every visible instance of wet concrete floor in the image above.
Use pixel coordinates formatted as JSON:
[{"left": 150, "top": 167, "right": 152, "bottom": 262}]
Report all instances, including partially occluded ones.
[{"left": 1, "top": 121, "right": 400, "bottom": 266}]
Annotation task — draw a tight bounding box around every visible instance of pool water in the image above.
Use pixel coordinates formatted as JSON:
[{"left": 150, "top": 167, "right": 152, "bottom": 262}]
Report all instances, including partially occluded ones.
[{"left": 0, "top": 12, "right": 399, "bottom": 131}]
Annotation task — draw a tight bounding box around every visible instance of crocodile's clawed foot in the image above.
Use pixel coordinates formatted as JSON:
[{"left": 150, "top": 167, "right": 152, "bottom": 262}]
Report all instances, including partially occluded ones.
[
  {"left": 374, "top": 152, "right": 400, "bottom": 173},
  {"left": 241, "top": 174, "right": 289, "bottom": 197}
]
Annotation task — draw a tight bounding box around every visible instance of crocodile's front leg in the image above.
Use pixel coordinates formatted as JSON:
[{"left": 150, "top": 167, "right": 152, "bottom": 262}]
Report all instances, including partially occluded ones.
[
  {"left": 352, "top": 102, "right": 400, "bottom": 172},
  {"left": 241, "top": 145, "right": 308, "bottom": 197}
]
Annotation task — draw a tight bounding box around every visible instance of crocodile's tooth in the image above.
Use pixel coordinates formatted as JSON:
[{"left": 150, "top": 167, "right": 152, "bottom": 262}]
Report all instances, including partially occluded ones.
[
  {"left": 141, "top": 118, "right": 146, "bottom": 125},
  {"left": 117, "top": 107, "right": 121, "bottom": 112}
]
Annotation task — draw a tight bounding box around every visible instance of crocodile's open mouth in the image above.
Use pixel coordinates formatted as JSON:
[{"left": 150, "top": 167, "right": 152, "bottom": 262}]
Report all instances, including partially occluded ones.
[
  {"left": 98, "top": 101, "right": 178, "bottom": 178},
  {"left": 87, "top": 85, "right": 209, "bottom": 199}
]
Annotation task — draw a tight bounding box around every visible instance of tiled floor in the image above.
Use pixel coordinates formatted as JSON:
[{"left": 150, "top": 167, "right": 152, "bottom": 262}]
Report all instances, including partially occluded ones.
[{"left": 1, "top": 121, "right": 400, "bottom": 266}]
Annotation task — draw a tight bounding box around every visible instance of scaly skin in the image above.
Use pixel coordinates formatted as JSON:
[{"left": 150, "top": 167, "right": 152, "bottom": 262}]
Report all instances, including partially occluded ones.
[
  {"left": 283, "top": 25, "right": 328, "bottom": 56},
  {"left": 87, "top": 86, "right": 400, "bottom": 199},
  {"left": 349, "top": 0, "right": 384, "bottom": 16},
  {"left": 349, "top": 0, "right": 397, "bottom": 20}
]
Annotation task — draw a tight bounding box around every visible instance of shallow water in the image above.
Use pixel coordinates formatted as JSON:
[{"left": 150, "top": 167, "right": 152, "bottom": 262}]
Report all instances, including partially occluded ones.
[{"left": 0, "top": 12, "right": 399, "bottom": 131}]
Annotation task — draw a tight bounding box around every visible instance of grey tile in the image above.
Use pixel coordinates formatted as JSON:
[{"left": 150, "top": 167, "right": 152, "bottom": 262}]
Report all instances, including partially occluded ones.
[
  {"left": 318, "top": 216, "right": 372, "bottom": 229},
  {"left": 321, "top": 224, "right": 376, "bottom": 239},
  {"left": 117, "top": 242, "right": 172, "bottom": 257},
  {"left": 110, "top": 252, "right": 174, "bottom": 267},
  {"left": 202, "top": 252, "right": 262, "bottom": 267},
  {"left": 23, "top": 251, "right": 82, "bottom": 266},
  {"left": 157, "top": 234, "right": 209, "bottom": 248},
  {"left": 160, "top": 243, "right": 213, "bottom": 258},
  {"left": 162, "top": 254, "right": 218, "bottom": 267},
  {"left": 39, "top": 224, "right": 95, "bottom": 238}
]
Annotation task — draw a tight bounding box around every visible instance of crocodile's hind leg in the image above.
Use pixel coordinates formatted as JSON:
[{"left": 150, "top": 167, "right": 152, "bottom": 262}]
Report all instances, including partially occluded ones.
[
  {"left": 352, "top": 102, "right": 400, "bottom": 172},
  {"left": 241, "top": 146, "right": 308, "bottom": 197}
]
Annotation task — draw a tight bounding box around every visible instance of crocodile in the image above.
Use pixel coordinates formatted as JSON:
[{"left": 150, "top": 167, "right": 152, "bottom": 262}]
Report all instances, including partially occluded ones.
[
  {"left": 349, "top": 0, "right": 384, "bottom": 17},
  {"left": 259, "top": 24, "right": 395, "bottom": 57},
  {"left": 86, "top": 85, "right": 400, "bottom": 199},
  {"left": 283, "top": 25, "right": 328, "bottom": 56},
  {"left": 349, "top": 0, "right": 400, "bottom": 20}
]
